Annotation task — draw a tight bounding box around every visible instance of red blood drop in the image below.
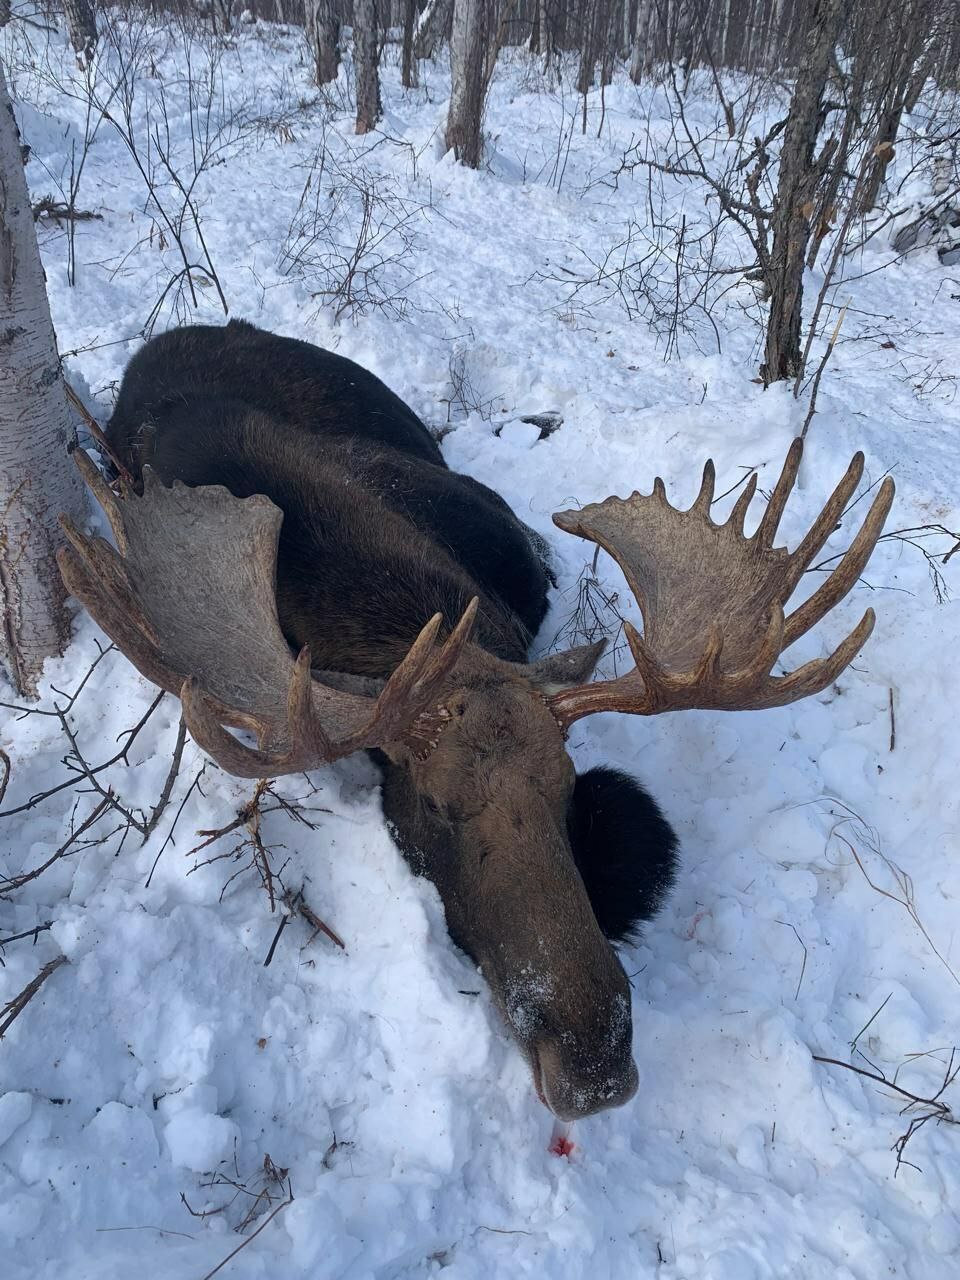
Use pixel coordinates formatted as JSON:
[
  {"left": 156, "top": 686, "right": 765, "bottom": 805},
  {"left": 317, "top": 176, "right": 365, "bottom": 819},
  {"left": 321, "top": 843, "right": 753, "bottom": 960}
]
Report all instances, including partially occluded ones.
[{"left": 549, "top": 1134, "right": 575, "bottom": 1158}]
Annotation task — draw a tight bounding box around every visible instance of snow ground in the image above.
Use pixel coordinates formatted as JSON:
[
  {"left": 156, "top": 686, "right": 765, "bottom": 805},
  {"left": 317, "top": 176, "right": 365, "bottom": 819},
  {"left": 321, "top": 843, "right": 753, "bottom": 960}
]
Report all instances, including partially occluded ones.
[{"left": 2, "top": 19, "right": 959, "bottom": 1280}]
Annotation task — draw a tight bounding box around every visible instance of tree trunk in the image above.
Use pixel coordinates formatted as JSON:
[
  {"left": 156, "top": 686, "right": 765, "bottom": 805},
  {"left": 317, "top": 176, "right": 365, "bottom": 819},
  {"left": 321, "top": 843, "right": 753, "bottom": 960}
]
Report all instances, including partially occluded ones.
[
  {"left": 761, "top": 0, "right": 845, "bottom": 386},
  {"left": 576, "top": 0, "right": 601, "bottom": 96},
  {"left": 63, "top": 0, "right": 97, "bottom": 69},
  {"left": 0, "top": 63, "right": 87, "bottom": 695},
  {"left": 306, "top": 0, "right": 342, "bottom": 84},
  {"left": 402, "top": 0, "right": 419, "bottom": 85},
  {"left": 414, "top": 0, "right": 453, "bottom": 57},
  {"left": 445, "top": 0, "right": 488, "bottom": 168},
  {"left": 629, "top": 0, "right": 653, "bottom": 82},
  {"left": 354, "top": 0, "right": 382, "bottom": 134}
]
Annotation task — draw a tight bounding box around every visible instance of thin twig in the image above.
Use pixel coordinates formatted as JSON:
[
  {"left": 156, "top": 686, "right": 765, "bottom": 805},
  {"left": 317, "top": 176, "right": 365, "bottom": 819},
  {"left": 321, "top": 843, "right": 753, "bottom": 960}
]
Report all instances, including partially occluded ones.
[
  {"left": 888, "top": 689, "right": 896, "bottom": 752},
  {"left": 851, "top": 992, "right": 893, "bottom": 1054},
  {"left": 0, "top": 921, "right": 53, "bottom": 951},
  {"left": 0, "top": 692, "right": 164, "bottom": 819},
  {"left": 0, "top": 954, "right": 68, "bottom": 1039},
  {"left": 1, "top": 797, "right": 112, "bottom": 892},
  {"left": 776, "top": 920, "right": 808, "bottom": 1000},
  {"left": 283, "top": 888, "right": 346, "bottom": 952},
  {"left": 198, "top": 1178, "right": 294, "bottom": 1280},
  {"left": 799, "top": 301, "right": 848, "bottom": 441},
  {"left": 142, "top": 717, "right": 188, "bottom": 841}
]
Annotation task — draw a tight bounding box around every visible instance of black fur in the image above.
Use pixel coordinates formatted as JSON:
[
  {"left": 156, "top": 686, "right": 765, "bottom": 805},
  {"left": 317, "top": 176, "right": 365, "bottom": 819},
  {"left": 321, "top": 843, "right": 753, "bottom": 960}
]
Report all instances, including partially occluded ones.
[
  {"left": 568, "top": 768, "right": 678, "bottom": 943},
  {"left": 107, "top": 321, "right": 550, "bottom": 669}
]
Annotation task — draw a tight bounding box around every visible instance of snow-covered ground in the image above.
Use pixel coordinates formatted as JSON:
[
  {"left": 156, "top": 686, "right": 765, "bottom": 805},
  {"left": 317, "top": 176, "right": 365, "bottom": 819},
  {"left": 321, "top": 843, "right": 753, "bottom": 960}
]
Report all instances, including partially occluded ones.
[{"left": 2, "top": 19, "right": 959, "bottom": 1280}]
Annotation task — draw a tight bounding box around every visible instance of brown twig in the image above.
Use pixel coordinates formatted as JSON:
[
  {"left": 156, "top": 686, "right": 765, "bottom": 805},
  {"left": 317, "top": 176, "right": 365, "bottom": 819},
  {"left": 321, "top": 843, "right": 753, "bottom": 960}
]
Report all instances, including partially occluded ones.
[
  {"left": 141, "top": 717, "right": 188, "bottom": 841},
  {"left": 0, "top": 921, "right": 53, "bottom": 952},
  {"left": 0, "top": 954, "right": 68, "bottom": 1039},
  {"left": 282, "top": 887, "right": 346, "bottom": 952},
  {"left": 54, "top": 706, "right": 147, "bottom": 836},
  {"left": 836, "top": 827, "right": 960, "bottom": 987},
  {"left": 799, "top": 301, "right": 848, "bottom": 441},
  {"left": 0, "top": 797, "right": 112, "bottom": 893},
  {"left": 145, "top": 766, "right": 209, "bottom": 889},
  {"left": 813, "top": 1049, "right": 958, "bottom": 1174},
  {"left": 0, "top": 691, "right": 164, "bottom": 819},
  {"left": 198, "top": 1177, "right": 294, "bottom": 1280}
]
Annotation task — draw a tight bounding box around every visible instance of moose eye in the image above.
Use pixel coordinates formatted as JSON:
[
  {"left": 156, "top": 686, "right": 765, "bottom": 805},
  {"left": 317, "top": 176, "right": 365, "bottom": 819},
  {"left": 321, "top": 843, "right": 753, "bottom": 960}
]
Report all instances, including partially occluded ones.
[{"left": 422, "top": 795, "right": 442, "bottom": 817}]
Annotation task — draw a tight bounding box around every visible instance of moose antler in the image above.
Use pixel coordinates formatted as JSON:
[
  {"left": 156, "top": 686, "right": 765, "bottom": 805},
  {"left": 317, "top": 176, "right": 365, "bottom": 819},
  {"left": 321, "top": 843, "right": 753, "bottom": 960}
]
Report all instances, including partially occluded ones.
[
  {"left": 58, "top": 450, "right": 478, "bottom": 778},
  {"left": 548, "top": 439, "right": 894, "bottom": 728}
]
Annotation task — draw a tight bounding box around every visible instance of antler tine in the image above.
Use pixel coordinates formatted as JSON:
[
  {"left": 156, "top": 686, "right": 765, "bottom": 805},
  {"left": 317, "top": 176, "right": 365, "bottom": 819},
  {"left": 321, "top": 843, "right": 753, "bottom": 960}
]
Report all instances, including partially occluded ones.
[
  {"left": 783, "top": 477, "right": 895, "bottom": 647},
  {"left": 691, "top": 459, "right": 716, "bottom": 516},
  {"left": 732, "top": 604, "right": 784, "bottom": 687},
  {"left": 781, "top": 451, "right": 865, "bottom": 592},
  {"left": 180, "top": 647, "right": 336, "bottom": 779},
  {"left": 71, "top": 447, "right": 128, "bottom": 552},
  {"left": 757, "top": 609, "right": 876, "bottom": 709},
  {"left": 728, "top": 472, "right": 758, "bottom": 534},
  {"left": 368, "top": 597, "right": 479, "bottom": 740},
  {"left": 181, "top": 678, "right": 286, "bottom": 778},
  {"left": 754, "top": 437, "right": 803, "bottom": 547}
]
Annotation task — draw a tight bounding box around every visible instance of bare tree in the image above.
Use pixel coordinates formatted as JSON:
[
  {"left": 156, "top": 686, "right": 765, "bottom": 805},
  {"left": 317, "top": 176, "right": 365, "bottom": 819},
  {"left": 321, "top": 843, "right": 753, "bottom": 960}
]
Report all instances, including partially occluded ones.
[
  {"left": 414, "top": 0, "right": 453, "bottom": 58},
  {"left": 402, "top": 0, "right": 419, "bottom": 86},
  {"left": 761, "top": 0, "right": 846, "bottom": 385},
  {"left": 354, "top": 0, "right": 382, "bottom": 134},
  {"left": 63, "top": 0, "right": 98, "bottom": 69},
  {"left": 445, "top": 0, "right": 488, "bottom": 167},
  {"left": 0, "top": 62, "right": 87, "bottom": 695},
  {"left": 306, "top": 0, "right": 341, "bottom": 85}
]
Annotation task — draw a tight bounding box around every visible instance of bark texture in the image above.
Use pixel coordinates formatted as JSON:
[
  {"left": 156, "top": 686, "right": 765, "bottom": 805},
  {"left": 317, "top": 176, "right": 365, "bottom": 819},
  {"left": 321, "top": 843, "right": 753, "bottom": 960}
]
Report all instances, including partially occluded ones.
[
  {"left": 445, "top": 0, "right": 488, "bottom": 168},
  {"left": 761, "top": 0, "right": 845, "bottom": 385},
  {"left": 306, "top": 0, "right": 341, "bottom": 85},
  {"left": 63, "top": 0, "right": 98, "bottom": 68},
  {"left": 354, "top": 0, "right": 382, "bottom": 134},
  {"left": 0, "top": 63, "right": 87, "bottom": 694}
]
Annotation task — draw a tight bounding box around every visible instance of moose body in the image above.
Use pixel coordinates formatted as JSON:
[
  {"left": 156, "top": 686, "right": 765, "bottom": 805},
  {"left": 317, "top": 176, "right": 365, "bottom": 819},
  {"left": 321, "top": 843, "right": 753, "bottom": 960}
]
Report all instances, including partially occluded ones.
[
  {"left": 73, "top": 322, "right": 892, "bottom": 1118},
  {"left": 104, "top": 319, "right": 680, "bottom": 1119}
]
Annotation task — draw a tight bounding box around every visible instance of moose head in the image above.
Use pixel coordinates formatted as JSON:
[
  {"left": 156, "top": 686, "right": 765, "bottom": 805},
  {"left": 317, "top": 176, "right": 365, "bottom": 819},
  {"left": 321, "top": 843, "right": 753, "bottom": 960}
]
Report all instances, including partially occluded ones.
[{"left": 59, "top": 439, "right": 893, "bottom": 1120}]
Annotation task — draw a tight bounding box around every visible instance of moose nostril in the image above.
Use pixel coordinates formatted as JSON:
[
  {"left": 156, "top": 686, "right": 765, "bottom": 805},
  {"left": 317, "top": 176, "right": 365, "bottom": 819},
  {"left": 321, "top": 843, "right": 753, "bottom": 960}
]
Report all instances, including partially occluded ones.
[{"left": 535, "top": 1043, "right": 639, "bottom": 1121}]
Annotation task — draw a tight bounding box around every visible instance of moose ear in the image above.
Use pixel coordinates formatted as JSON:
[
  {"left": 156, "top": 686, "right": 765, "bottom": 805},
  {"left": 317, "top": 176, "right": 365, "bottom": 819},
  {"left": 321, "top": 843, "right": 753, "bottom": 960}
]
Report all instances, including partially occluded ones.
[{"left": 522, "top": 639, "right": 606, "bottom": 693}]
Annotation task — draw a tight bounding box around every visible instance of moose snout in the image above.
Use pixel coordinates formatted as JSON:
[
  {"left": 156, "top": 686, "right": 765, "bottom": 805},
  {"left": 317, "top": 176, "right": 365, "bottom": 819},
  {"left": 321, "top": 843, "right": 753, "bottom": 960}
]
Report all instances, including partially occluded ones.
[{"left": 533, "top": 1039, "right": 639, "bottom": 1121}]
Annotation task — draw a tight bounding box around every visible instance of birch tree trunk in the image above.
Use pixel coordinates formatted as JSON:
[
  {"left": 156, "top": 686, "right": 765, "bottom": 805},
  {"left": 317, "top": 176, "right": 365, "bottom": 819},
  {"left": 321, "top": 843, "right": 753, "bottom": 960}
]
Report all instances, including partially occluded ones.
[
  {"left": 354, "top": 0, "right": 382, "bottom": 134},
  {"left": 63, "top": 0, "right": 97, "bottom": 68},
  {"left": 630, "top": 0, "right": 653, "bottom": 79},
  {"left": 445, "top": 0, "right": 488, "bottom": 168},
  {"left": 306, "top": 0, "right": 341, "bottom": 85},
  {"left": 414, "top": 0, "right": 453, "bottom": 58},
  {"left": 0, "top": 63, "right": 86, "bottom": 695},
  {"left": 761, "top": 0, "right": 845, "bottom": 385}
]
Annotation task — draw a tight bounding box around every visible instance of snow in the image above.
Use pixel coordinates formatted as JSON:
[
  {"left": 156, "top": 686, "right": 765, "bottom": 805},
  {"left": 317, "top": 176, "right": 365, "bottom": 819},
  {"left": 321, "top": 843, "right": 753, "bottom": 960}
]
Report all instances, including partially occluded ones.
[{"left": 2, "top": 18, "right": 960, "bottom": 1280}]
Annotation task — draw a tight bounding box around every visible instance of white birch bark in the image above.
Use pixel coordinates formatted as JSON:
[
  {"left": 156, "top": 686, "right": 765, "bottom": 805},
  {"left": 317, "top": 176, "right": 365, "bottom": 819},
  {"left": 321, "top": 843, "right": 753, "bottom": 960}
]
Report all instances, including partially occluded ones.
[
  {"left": 445, "top": 0, "right": 487, "bottom": 168},
  {"left": 0, "top": 63, "right": 86, "bottom": 694}
]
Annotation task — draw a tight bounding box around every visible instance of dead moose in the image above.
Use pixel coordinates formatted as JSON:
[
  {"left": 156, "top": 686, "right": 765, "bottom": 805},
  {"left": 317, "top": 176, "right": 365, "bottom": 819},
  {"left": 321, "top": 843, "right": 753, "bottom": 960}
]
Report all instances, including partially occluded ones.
[{"left": 59, "top": 319, "right": 894, "bottom": 1122}]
